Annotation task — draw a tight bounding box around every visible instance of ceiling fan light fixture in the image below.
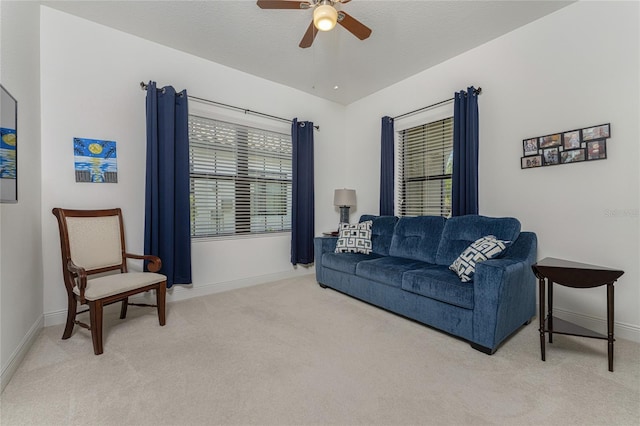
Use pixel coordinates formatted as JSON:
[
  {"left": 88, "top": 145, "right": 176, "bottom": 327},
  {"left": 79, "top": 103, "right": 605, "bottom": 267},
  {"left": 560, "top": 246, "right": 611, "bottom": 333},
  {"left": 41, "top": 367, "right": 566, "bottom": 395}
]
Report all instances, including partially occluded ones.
[{"left": 314, "top": 4, "right": 338, "bottom": 31}]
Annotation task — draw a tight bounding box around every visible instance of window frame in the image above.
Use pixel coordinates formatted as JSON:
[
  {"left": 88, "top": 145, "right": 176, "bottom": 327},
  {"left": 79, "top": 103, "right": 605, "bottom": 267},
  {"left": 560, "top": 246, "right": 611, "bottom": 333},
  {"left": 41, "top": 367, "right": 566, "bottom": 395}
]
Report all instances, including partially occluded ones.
[
  {"left": 394, "top": 105, "right": 454, "bottom": 218},
  {"left": 188, "top": 101, "right": 292, "bottom": 239}
]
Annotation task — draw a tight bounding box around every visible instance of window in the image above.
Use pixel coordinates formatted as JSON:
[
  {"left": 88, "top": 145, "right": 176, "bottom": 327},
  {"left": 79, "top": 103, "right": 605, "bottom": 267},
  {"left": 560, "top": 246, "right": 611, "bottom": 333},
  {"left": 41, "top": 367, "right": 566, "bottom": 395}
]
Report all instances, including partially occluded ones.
[
  {"left": 397, "top": 117, "right": 454, "bottom": 217},
  {"left": 189, "top": 115, "right": 292, "bottom": 237}
]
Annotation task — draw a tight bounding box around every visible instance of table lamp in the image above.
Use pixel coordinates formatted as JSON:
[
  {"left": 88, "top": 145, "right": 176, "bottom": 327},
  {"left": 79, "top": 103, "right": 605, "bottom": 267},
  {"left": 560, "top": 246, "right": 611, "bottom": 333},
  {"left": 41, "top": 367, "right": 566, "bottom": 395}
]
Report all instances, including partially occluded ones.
[{"left": 334, "top": 188, "right": 356, "bottom": 224}]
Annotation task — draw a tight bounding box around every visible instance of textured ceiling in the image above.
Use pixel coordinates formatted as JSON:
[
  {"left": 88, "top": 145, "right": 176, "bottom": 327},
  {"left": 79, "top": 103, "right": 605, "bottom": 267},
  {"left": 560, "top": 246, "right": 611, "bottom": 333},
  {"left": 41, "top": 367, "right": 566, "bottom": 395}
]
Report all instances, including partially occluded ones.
[{"left": 42, "top": 0, "right": 574, "bottom": 105}]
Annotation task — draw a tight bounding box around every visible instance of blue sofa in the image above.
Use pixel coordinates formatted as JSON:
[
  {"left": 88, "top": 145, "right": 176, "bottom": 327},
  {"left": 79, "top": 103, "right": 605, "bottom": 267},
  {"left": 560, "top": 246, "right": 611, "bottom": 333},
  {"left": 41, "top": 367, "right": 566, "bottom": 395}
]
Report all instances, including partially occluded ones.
[{"left": 314, "top": 214, "right": 537, "bottom": 354}]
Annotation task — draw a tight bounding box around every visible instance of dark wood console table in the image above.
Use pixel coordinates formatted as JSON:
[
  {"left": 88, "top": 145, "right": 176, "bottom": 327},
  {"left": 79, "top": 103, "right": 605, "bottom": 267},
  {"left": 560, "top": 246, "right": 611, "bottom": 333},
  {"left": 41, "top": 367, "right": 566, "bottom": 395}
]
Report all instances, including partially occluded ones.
[{"left": 531, "top": 257, "right": 624, "bottom": 372}]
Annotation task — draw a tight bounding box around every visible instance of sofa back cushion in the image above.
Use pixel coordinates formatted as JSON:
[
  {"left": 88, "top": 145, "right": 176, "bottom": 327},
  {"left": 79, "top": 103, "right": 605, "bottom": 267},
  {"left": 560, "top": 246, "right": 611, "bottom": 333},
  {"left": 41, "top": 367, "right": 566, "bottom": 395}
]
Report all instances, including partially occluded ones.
[
  {"left": 435, "top": 215, "right": 521, "bottom": 266},
  {"left": 359, "top": 215, "right": 398, "bottom": 256},
  {"left": 388, "top": 216, "right": 447, "bottom": 263}
]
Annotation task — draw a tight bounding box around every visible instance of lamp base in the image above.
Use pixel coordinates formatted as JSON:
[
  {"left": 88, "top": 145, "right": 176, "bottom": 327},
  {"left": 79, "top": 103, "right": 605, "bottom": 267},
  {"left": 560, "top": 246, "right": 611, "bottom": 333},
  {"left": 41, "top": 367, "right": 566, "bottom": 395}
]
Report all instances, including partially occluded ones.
[{"left": 339, "top": 206, "right": 350, "bottom": 224}]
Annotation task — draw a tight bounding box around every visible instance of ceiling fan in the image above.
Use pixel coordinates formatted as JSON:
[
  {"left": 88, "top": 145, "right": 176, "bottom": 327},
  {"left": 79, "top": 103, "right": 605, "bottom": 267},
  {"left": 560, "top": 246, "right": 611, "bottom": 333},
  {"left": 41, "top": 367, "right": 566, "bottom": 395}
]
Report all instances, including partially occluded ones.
[{"left": 257, "top": 0, "right": 372, "bottom": 48}]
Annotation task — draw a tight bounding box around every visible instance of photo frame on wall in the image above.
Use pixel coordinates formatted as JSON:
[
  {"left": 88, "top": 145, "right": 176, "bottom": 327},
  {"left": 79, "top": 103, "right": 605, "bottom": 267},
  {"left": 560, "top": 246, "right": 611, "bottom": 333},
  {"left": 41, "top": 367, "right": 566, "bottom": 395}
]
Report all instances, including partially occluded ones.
[
  {"left": 561, "top": 149, "right": 585, "bottom": 164},
  {"left": 587, "top": 140, "right": 607, "bottom": 160},
  {"left": 521, "top": 123, "right": 611, "bottom": 170},
  {"left": 539, "top": 134, "right": 561, "bottom": 149},
  {"left": 523, "top": 138, "right": 538, "bottom": 156},
  {"left": 543, "top": 147, "right": 559, "bottom": 165},
  {"left": 521, "top": 155, "right": 542, "bottom": 169},
  {"left": 563, "top": 130, "right": 581, "bottom": 150},
  {"left": 582, "top": 123, "right": 610, "bottom": 141}
]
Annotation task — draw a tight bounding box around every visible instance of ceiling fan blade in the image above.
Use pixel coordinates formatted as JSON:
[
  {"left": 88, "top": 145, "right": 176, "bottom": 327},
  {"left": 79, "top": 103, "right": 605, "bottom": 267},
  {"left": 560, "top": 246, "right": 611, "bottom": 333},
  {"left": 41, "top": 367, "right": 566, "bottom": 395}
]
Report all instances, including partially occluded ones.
[
  {"left": 337, "top": 11, "right": 372, "bottom": 40},
  {"left": 299, "top": 21, "right": 318, "bottom": 48},
  {"left": 338, "top": 0, "right": 352, "bottom": 4},
  {"left": 257, "top": 1, "right": 310, "bottom": 9}
]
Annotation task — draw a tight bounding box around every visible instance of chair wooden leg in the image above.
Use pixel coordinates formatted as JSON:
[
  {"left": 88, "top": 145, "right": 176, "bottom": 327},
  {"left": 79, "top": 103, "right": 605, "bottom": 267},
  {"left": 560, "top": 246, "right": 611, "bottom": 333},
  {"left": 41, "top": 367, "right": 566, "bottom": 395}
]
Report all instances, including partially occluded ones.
[
  {"left": 62, "top": 294, "right": 77, "bottom": 340},
  {"left": 120, "top": 297, "right": 128, "bottom": 319},
  {"left": 89, "top": 300, "right": 104, "bottom": 355},
  {"left": 157, "top": 282, "right": 166, "bottom": 326}
]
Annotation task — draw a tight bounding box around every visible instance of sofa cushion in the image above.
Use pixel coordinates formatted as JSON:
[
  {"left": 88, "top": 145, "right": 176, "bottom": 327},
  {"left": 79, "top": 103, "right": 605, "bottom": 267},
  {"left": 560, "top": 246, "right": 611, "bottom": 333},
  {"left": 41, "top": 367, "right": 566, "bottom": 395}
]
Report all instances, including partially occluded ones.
[
  {"left": 401, "top": 265, "right": 475, "bottom": 310},
  {"left": 322, "top": 252, "right": 382, "bottom": 274},
  {"left": 449, "top": 235, "right": 509, "bottom": 282},
  {"left": 359, "top": 215, "right": 399, "bottom": 256},
  {"left": 356, "top": 256, "right": 430, "bottom": 288},
  {"left": 435, "top": 215, "right": 521, "bottom": 266},
  {"left": 335, "top": 221, "right": 372, "bottom": 254},
  {"left": 388, "top": 216, "right": 447, "bottom": 263}
]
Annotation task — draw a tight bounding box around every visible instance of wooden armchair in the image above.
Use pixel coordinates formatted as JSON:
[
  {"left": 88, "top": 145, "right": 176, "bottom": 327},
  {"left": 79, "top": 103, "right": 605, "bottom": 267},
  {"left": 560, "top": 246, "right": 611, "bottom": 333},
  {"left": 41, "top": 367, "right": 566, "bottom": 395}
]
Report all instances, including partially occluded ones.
[{"left": 52, "top": 208, "right": 167, "bottom": 355}]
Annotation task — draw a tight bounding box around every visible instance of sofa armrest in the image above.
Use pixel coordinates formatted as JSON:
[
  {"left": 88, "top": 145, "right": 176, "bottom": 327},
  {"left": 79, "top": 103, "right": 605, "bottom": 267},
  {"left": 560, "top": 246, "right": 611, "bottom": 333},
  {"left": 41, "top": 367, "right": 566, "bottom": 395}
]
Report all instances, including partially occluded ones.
[
  {"left": 471, "top": 232, "right": 537, "bottom": 351},
  {"left": 314, "top": 236, "right": 338, "bottom": 283},
  {"left": 315, "top": 236, "right": 338, "bottom": 255}
]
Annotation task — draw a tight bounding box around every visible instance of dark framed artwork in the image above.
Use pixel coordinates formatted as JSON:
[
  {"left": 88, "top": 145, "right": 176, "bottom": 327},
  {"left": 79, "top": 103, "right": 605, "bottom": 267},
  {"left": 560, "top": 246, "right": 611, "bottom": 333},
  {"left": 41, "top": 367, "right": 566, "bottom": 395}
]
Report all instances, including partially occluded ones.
[
  {"left": 562, "top": 130, "right": 581, "bottom": 150},
  {"left": 587, "top": 139, "right": 607, "bottom": 160},
  {"left": 539, "top": 133, "right": 561, "bottom": 149},
  {"left": 521, "top": 155, "right": 542, "bottom": 169},
  {"left": 561, "top": 149, "right": 585, "bottom": 164},
  {"left": 523, "top": 138, "right": 538, "bottom": 156},
  {"left": 0, "top": 84, "right": 18, "bottom": 203},
  {"left": 582, "top": 123, "right": 610, "bottom": 141},
  {"left": 521, "top": 123, "right": 611, "bottom": 170},
  {"left": 543, "top": 147, "right": 559, "bottom": 165}
]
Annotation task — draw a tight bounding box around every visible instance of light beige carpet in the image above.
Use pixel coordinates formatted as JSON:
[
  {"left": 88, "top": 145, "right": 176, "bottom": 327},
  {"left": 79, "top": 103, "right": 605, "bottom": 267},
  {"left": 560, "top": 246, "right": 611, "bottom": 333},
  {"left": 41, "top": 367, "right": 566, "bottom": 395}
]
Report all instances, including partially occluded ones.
[{"left": 1, "top": 274, "right": 639, "bottom": 425}]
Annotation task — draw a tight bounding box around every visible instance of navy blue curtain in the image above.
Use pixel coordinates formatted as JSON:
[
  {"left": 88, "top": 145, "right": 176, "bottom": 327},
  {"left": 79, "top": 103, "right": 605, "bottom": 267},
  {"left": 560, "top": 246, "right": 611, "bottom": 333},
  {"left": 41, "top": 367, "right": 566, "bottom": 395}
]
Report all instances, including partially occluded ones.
[
  {"left": 144, "top": 81, "right": 192, "bottom": 287},
  {"left": 380, "top": 116, "right": 395, "bottom": 216},
  {"left": 452, "top": 87, "right": 479, "bottom": 216},
  {"left": 291, "top": 119, "right": 315, "bottom": 265}
]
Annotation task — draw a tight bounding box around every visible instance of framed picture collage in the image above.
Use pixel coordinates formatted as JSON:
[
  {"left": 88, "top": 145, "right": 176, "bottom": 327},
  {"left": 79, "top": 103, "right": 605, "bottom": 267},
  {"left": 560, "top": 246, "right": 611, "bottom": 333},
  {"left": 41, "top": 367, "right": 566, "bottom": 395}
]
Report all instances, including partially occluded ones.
[{"left": 521, "top": 123, "right": 610, "bottom": 169}]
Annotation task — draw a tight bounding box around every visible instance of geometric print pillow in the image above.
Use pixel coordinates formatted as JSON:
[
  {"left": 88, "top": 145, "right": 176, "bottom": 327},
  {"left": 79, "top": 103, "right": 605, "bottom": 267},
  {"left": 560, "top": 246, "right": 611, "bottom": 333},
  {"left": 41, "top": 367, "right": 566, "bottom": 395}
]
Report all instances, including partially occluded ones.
[
  {"left": 449, "top": 235, "right": 509, "bottom": 282},
  {"left": 335, "top": 220, "right": 373, "bottom": 254}
]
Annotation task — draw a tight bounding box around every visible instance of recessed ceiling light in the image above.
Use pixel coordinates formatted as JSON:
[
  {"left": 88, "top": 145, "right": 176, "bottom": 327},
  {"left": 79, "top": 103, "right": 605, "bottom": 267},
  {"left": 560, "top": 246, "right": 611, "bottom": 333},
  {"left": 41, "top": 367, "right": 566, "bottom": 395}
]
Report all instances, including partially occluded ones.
[{"left": 333, "top": 85, "right": 339, "bottom": 90}]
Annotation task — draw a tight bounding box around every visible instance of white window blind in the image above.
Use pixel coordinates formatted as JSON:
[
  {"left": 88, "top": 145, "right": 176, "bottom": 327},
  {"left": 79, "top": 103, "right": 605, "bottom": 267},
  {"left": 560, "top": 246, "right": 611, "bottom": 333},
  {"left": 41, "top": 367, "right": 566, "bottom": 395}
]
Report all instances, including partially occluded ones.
[
  {"left": 397, "top": 117, "right": 454, "bottom": 217},
  {"left": 189, "top": 115, "right": 292, "bottom": 237}
]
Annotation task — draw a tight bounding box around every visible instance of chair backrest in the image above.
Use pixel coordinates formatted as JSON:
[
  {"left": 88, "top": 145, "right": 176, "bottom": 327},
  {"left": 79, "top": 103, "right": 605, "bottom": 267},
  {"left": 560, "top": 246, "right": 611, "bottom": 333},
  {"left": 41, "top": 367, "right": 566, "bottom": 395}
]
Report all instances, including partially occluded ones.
[{"left": 52, "top": 208, "right": 128, "bottom": 285}]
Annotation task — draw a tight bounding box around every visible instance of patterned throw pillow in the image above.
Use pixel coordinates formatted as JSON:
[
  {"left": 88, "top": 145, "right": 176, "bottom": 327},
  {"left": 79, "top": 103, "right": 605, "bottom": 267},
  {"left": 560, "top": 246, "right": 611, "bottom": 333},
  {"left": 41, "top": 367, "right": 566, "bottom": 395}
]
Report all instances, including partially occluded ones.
[
  {"left": 335, "top": 220, "right": 373, "bottom": 254},
  {"left": 449, "top": 235, "right": 509, "bottom": 282}
]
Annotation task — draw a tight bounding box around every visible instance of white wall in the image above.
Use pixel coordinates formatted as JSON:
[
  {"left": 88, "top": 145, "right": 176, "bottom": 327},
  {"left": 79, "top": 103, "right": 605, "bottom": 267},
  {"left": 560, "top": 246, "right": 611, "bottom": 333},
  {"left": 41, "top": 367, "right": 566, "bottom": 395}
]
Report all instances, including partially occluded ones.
[
  {"left": 0, "top": 1, "right": 43, "bottom": 390},
  {"left": 39, "top": 6, "right": 346, "bottom": 323},
  {"left": 344, "top": 1, "right": 640, "bottom": 340}
]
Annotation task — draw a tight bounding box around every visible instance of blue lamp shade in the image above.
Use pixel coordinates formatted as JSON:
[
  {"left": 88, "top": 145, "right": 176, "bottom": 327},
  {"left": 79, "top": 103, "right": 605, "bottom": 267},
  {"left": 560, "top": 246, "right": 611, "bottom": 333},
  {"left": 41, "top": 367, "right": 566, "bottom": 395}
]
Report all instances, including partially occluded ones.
[{"left": 334, "top": 189, "right": 356, "bottom": 224}]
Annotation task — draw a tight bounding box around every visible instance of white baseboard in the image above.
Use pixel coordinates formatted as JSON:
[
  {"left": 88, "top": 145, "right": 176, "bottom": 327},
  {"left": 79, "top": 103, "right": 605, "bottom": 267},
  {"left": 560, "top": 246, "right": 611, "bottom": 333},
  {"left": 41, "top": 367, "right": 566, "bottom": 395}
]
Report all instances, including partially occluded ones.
[
  {"left": 44, "top": 269, "right": 315, "bottom": 327},
  {"left": 550, "top": 307, "right": 640, "bottom": 343},
  {"left": 158, "top": 269, "right": 314, "bottom": 303},
  {"left": 1, "top": 314, "right": 43, "bottom": 392}
]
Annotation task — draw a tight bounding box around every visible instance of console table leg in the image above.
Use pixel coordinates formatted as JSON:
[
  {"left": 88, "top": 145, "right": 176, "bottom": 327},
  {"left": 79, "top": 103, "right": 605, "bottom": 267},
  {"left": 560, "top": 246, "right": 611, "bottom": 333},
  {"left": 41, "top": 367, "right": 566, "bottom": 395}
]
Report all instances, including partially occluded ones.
[
  {"left": 548, "top": 281, "right": 553, "bottom": 344},
  {"left": 607, "top": 283, "right": 614, "bottom": 372},
  {"left": 538, "top": 278, "right": 546, "bottom": 362}
]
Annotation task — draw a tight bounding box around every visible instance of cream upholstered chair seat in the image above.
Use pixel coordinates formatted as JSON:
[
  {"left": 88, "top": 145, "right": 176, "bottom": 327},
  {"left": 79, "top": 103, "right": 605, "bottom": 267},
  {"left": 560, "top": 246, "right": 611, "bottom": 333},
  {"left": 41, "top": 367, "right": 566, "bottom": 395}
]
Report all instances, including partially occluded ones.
[
  {"left": 53, "top": 207, "right": 167, "bottom": 355},
  {"left": 73, "top": 272, "right": 166, "bottom": 300}
]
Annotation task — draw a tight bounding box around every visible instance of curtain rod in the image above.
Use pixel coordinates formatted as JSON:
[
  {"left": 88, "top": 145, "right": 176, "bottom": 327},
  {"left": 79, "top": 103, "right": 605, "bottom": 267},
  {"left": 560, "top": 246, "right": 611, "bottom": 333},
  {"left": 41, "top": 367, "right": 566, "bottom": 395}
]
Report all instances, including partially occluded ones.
[
  {"left": 392, "top": 87, "right": 482, "bottom": 121},
  {"left": 140, "top": 82, "right": 319, "bottom": 130}
]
